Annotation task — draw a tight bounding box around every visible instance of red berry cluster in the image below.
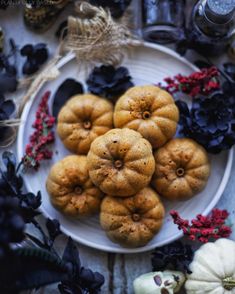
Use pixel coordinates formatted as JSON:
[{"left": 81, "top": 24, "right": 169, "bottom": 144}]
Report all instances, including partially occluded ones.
[
  {"left": 23, "top": 91, "right": 55, "bottom": 170},
  {"left": 163, "top": 66, "right": 220, "bottom": 97},
  {"left": 170, "top": 209, "right": 232, "bottom": 243}
]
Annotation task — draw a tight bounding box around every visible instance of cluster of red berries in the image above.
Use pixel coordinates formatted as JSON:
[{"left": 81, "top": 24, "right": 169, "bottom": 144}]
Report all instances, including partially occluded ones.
[
  {"left": 23, "top": 91, "right": 55, "bottom": 170},
  {"left": 163, "top": 66, "right": 220, "bottom": 97},
  {"left": 170, "top": 209, "right": 232, "bottom": 243}
]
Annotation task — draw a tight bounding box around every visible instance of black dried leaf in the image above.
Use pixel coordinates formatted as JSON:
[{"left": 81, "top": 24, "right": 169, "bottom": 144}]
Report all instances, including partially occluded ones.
[
  {"left": 52, "top": 79, "right": 84, "bottom": 118},
  {"left": 20, "top": 44, "right": 34, "bottom": 57},
  {"left": 1, "top": 99, "right": 15, "bottom": 116},
  {"left": 58, "top": 282, "right": 82, "bottom": 294},
  {"left": 223, "top": 63, "right": 235, "bottom": 81},
  {"left": 4, "top": 247, "right": 69, "bottom": 292},
  {"left": 194, "top": 60, "right": 211, "bottom": 69},
  {"left": 46, "top": 218, "right": 61, "bottom": 241},
  {"left": 20, "top": 191, "right": 42, "bottom": 223},
  {"left": 2, "top": 151, "right": 16, "bottom": 169},
  {"left": 0, "top": 196, "right": 25, "bottom": 245},
  {"left": 80, "top": 267, "right": 105, "bottom": 292},
  {"left": 0, "top": 73, "right": 18, "bottom": 93},
  {"left": 62, "top": 237, "right": 81, "bottom": 277}
]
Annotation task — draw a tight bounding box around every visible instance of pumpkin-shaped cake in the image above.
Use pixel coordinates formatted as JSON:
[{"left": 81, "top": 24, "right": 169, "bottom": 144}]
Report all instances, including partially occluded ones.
[
  {"left": 100, "top": 187, "right": 165, "bottom": 247},
  {"left": 57, "top": 94, "right": 113, "bottom": 154},
  {"left": 87, "top": 128, "right": 155, "bottom": 197},
  {"left": 152, "top": 138, "right": 210, "bottom": 201},
  {"left": 46, "top": 155, "right": 103, "bottom": 217},
  {"left": 114, "top": 85, "right": 179, "bottom": 148}
]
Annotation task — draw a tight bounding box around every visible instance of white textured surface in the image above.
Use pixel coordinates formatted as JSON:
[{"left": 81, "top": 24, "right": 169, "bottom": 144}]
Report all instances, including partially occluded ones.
[{"left": 1, "top": 3, "right": 235, "bottom": 294}]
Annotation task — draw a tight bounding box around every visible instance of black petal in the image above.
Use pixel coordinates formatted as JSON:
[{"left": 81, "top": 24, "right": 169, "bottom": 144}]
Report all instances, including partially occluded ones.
[
  {"left": 1, "top": 100, "right": 15, "bottom": 116},
  {"left": 52, "top": 79, "right": 84, "bottom": 119},
  {"left": 46, "top": 218, "right": 61, "bottom": 241},
  {"left": 0, "top": 73, "right": 18, "bottom": 93},
  {"left": 223, "top": 62, "right": 235, "bottom": 81},
  {"left": 20, "top": 44, "right": 34, "bottom": 57}
]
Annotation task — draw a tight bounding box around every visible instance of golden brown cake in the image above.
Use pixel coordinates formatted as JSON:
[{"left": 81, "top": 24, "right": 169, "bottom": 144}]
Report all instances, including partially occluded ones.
[
  {"left": 114, "top": 85, "right": 179, "bottom": 148},
  {"left": 152, "top": 138, "right": 210, "bottom": 201},
  {"left": 87, "top": 128, "right": 155, "bottom": 197},
  {"left": 46, "top": 155, "right": 103, "bottom": 217},
  {"left": 100, "top": 187, "right": 165, "bottom": 247},
  {"left": 57, "top": 94, "right": 113, "bottom": 155}
]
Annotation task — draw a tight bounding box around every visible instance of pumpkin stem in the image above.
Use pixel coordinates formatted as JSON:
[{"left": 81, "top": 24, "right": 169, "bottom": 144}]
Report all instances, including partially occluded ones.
[
  {"left": 114, "top": 160, "right": 123, "bottom": 169},
  {"left": 83, "top": 120, "right": 92, "bottom": 129},
  {"left": 132, "top": 213, "right": 141, "bottom": 222},
  {"left": 176, "top": 167, "right": 185, "bottom": 177},
  {"left": 223, "top": 277, "right": 235, "bottom": 290},
  {"left": 142, "top": 111, "right": 151, "bottom": 120},
  {"left": 74, "top": 186, "right": 83, "bottom": 195}
]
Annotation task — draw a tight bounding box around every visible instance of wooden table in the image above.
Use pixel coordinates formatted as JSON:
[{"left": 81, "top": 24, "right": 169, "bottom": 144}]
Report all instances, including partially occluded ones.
[{"left": 1, "top": 3, "right": 235, "bottom": 294}]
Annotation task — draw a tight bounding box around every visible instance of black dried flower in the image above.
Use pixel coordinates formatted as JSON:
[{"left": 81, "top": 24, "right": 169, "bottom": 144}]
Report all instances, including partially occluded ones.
[
  {"left": 176, "top": 90, "right": 235, "bottom": 154},
  {"left": 0, "top": 196, "right": 25, "bottom": 249},
  {"left": 87, "top": 65, "right": 134, "bottom": 102},
  {"left": 151, "top": 241, "right": 193, "bottom": 274},
  {"left": 89, "top": 0, "right": 131, "bottom": 18},
  {"left": 20, "top": 43, "right": 49, "bottom": 75}
]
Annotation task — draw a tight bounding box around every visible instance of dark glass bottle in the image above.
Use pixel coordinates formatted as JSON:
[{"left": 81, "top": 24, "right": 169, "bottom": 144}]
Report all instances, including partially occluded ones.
[
  {"left": 142, "top": 0, "right": 186, "bottom": 44},
  {"left": 189, "top": 0, "right": 235, "bottom": 56}
]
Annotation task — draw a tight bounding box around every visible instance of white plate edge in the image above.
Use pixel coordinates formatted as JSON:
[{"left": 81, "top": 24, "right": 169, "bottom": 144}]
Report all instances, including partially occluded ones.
[{"left": 16, "top": 42, "right": 234, "bottom": 253}]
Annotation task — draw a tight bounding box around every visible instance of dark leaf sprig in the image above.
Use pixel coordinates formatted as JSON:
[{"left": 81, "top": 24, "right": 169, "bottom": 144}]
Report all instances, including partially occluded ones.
[{"left": 0, "top": 151, "right": 105, "bottom": 293}]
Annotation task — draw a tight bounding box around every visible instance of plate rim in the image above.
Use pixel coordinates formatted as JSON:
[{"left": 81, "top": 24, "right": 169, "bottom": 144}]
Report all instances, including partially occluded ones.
[{"left": 17, "top": 42, "right": 234, "bottom": 253}]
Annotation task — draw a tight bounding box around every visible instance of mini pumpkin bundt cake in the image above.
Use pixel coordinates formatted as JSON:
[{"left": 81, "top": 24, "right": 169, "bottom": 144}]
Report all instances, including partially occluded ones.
[
  {"left": 100, "top": 187, "right": 165, "bottom": 247},
  {"left": 46, "top": 155, "right": 103, "bottom": 217},
  {"left": 114, "top": 85, "right": 179, "bottom": 148},
  {"left": 152, "top": 138, "right": 210, "bottom": 201},
  {"left": 87, "top": 128, "right": 155, "bottom": 197},
  {"left": 57, "top": 94, "right": 113, "bottom": 154}
]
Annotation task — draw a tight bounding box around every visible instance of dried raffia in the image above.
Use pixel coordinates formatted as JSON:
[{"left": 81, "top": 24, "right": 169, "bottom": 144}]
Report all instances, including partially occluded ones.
[
  {"left": 60, "top": 1, "right": 140, "bottom": 66},
  {"left": 0, "top": 119, "right": 20, "bottom": 148}
]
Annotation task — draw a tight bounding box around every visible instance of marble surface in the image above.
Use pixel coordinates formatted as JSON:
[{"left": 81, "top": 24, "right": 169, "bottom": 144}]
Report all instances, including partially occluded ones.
[{"left": 1, "top": 2, "right": 235, "bottom": 294}]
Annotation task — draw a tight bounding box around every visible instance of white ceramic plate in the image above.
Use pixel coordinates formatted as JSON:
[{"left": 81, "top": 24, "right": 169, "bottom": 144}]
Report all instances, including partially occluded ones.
[{"left": 17, "top": 43, "right": 233, "bottom": 253}]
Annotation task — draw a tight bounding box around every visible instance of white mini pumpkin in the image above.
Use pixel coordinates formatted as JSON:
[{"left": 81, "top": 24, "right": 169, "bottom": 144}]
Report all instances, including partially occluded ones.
[
  {"left": 185, "top": 239, "right": 235, "bottom": 293},
  {"left": 133, "top": 270, "right": 185, "bottom": 294}
]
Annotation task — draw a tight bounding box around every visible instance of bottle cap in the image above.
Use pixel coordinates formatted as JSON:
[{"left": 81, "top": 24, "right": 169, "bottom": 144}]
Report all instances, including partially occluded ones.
[{"left": 205, "top": 0, "right": 235, "bottom": 24}]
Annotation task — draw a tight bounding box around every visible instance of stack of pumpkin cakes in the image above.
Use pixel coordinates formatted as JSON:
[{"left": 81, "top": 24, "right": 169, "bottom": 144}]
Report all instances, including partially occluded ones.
[{"left": 46, "top": 85, "right": 210, "bottom": 248}]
